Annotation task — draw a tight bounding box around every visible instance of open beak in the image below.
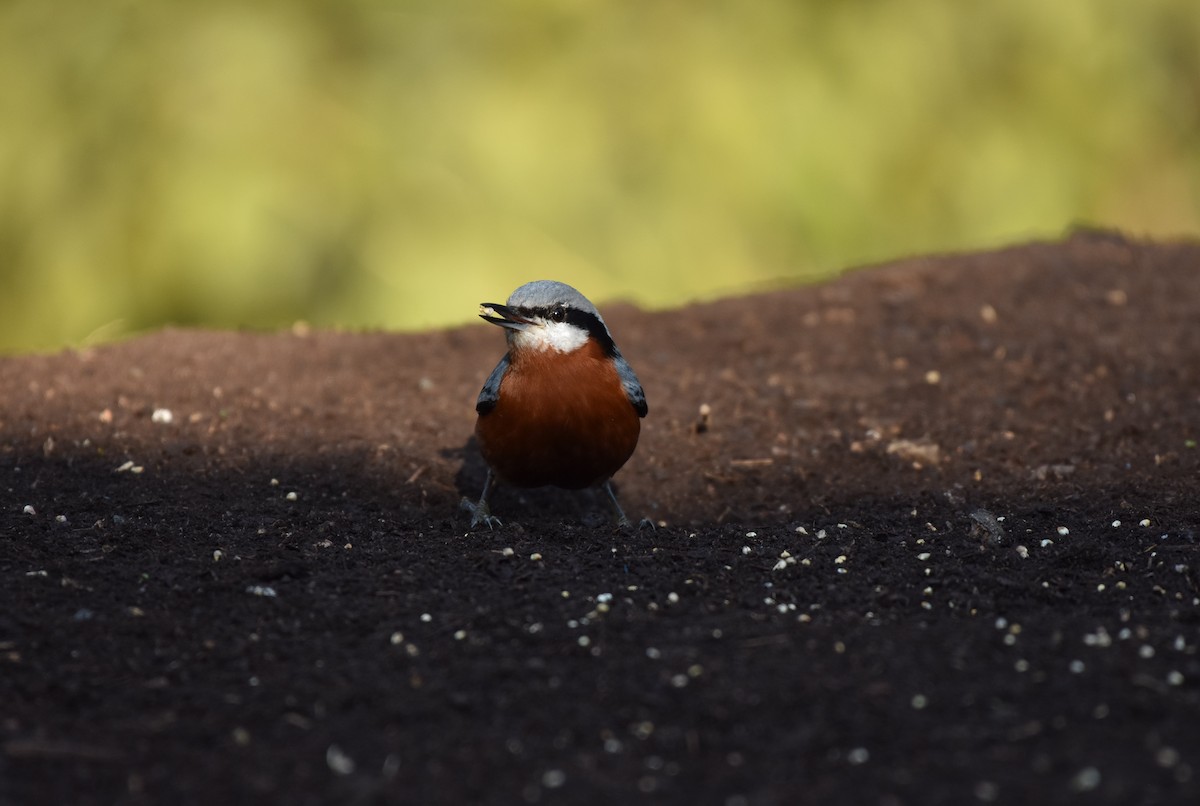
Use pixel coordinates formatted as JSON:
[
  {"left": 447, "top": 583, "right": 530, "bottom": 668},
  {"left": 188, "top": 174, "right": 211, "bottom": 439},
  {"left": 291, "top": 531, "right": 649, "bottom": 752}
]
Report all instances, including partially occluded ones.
[{"left": 479, "top": 303, "right": 533, "bottom": 331}]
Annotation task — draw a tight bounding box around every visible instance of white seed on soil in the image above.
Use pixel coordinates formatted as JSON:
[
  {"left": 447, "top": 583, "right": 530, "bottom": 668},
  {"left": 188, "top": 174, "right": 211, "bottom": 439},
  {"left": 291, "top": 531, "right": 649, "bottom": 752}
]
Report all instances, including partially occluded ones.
[
  {"left": 1070, "top": 767, "right": 1101, "bottom": 792},
  {"left": 326, "top": 744, "right": 356, "bottom": 776},
  {"left": 151, "top": 408, "right": 174, "bottom": 424}
]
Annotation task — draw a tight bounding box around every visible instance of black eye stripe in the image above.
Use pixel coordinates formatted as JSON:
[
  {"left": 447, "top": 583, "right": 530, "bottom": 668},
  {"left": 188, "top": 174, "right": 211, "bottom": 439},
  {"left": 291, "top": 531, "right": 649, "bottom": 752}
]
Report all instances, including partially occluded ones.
[{"left": 518, "top": 305, "right": 617, "bottom": 356}]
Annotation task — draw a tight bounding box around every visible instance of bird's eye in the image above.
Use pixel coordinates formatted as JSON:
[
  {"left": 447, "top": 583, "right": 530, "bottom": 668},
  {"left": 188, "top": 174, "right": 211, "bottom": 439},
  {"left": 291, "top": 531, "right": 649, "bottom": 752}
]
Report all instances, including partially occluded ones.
[{"left": 550, "top": 306, "right": 567, "bottom": 322}]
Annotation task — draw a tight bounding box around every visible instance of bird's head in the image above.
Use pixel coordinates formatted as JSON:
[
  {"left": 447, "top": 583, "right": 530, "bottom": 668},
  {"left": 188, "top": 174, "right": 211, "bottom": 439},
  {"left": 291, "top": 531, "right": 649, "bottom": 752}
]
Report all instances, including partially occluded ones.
[{"left": 479, "top": 280, "right": 617, "bottom": 356}]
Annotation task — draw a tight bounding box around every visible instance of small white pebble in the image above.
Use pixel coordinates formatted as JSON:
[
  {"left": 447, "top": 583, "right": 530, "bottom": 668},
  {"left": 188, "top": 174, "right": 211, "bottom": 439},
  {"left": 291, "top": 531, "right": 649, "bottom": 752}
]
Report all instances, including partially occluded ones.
[
  {"left": 55, "top": 514, "right": 67, "bottom": 523},
  {"left": 1139, "top": 645, "right": 1155, "bottom": 659},
  {"left": 1056, "top": 526, "right": 1069, "bottom": 536},
  {"left": 1139, "top": 519, "right": 1151, "bottom": 527},
  {"left": 1016, "top": 545, "right": 1029, "bottom": 559},
  {"left": 670, "top": 674, "right": 688, "bottom": 688},
  {"left": 772, "top": 560, "right": 789, "bottom": 571},
  {"left": 22, "top": 505, "right": 36, "bottom": 515},
  {"left": 742, "top": 546, "right": 752, "bottom": 555},
  {"left": 116, "top": 460, "right": 135, "bottom": 472},
  {"left": 645, "top": 647, "right": 661, "bottom": 660},
  {"left": 846, "top": 747, "right": 869, "bottom": 765},
  {"left": 270, "top": 478, "right": 280, "bottom": 486},
  {"left": 1111, "top": 520, "right": 1121, "bottom": 528},
  {"left": 745, "top": 531, "right": 757, "bottom": 538},
  {"left": 917, "top": 552, "right": 931, "bottom": 561},
  {"left": 245, "top": 585, "right": 277, "bottom": 598},
  {"left": 420, "top": 613, "right": 432, "bottom": 623},
  {"left": 542, "top": 769, "right": 567, "bottom": 789},
  {"left": 1167, "top": 671, "right": 1184, "bottom": 686},
  {"left": 667, "top": 592, "right": 680, "bottom": 604},
  {"left": 577, "top": 636, "right": 590, "bottom": 647},
  {"left": 1040, "top": 539, "right": 1054, "bottom": 548},
  {"left": 389, "top": 632, "right": 405, "bottom": 645},
  {"left": 834, "top": 555, "right": 847, "bottom": 565},
  {"left": 285, "top": 491, "right": 298, "bottom": 501},
  {"left": 1071, "top": 766, "right": 1101, "bottom": 792},
  {"left": 454, "top": 630, "right": 467, "bottom": 640},
  {"left": 151, "top": 408, "right": 174, "bottom": 424},
  {"left": 974, "top": 781, "right": 999, "bottom": 802},
  {"left": 911, "top": 694, "right": 928, "bottom": 709},
  {"left": 795, "top": 526, "right": 809, "bottom": 535},
  {"left": 597, "top": 592, "right": 613, "bottom": 604},
  {"left": 212, "top": 549, "right": 224, "bottom": 562},
  {"left": 924, "top": 370, "right": 941, "bottom": 385},
  {"left": 1156, "top": 746, "right": 1181, "bottom": 768},
  {"left": 530, "top": 552, "right": 543, "bottom": 561},
  {"left": 561, "top": 590, "right": 570, "bottom": 599},
  {"left": 501, "top": 547, "right": 514, "bottom": 557},
  {"left": 326, "top": 745, "right": 355, "bottom": 775},
  {"left": 1069, "top": 659, "right": 1085, "bottom": 673}
]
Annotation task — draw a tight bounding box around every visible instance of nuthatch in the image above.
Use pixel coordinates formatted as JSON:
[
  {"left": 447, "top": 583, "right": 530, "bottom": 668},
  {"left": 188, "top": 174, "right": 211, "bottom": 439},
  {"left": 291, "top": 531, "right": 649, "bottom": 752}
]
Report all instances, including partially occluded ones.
[{"left": 462, "top": 280, "right": 647, "bottom": 528}]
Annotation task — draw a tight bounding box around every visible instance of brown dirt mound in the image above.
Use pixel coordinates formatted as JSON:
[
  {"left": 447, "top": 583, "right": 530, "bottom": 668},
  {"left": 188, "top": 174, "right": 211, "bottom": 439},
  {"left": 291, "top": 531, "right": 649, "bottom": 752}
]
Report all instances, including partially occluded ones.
[{"left": 3, "top": 230, "right": 1199, "bottom": 805}]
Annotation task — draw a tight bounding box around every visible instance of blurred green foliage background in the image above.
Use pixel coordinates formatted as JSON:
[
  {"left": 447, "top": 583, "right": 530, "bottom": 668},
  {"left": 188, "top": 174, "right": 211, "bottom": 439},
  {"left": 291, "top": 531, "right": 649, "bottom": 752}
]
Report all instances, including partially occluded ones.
[{"left": 2, "top": 0, "right": 1198, "bottom": 354}]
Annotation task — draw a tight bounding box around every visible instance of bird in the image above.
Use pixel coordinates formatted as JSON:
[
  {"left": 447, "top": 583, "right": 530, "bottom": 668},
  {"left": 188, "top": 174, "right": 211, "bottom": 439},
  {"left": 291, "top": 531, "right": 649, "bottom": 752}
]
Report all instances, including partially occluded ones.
[{"left": 462, "top": 280, "right": 648, "bottom": 529}]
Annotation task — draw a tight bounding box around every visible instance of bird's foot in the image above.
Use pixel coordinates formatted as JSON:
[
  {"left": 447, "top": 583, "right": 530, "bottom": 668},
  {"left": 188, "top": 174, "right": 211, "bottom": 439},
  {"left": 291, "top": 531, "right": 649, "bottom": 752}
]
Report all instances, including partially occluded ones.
[
  {"left": 613, "top": 515, "right": 656, "bottom": 531},
  {"left": 460, "top": 496, "right": 503, "bottom": 530}
]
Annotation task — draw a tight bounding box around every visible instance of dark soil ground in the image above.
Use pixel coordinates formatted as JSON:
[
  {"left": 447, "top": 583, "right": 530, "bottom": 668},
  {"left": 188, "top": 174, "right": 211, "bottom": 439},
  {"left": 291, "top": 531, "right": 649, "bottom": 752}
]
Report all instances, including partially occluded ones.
[{"left": 2, "top": 230, "right": 1199, "bottom": 805}]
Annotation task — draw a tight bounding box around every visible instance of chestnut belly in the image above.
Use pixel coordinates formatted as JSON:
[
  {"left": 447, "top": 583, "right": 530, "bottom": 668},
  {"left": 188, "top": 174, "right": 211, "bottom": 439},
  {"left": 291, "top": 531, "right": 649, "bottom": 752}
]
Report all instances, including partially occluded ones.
[{"left": 476, "top": 353, "right": 641, "bottom": 490}]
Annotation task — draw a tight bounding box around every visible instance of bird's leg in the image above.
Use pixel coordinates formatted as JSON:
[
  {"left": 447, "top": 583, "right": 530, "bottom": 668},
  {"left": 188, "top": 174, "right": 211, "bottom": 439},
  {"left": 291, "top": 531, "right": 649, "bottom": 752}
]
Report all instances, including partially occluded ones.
[
  {"left": 601, "top": 479, "right": 639, "bottom": 529},
  {"left": 460, "top": 470, "right": 503, "bottom": 529}
]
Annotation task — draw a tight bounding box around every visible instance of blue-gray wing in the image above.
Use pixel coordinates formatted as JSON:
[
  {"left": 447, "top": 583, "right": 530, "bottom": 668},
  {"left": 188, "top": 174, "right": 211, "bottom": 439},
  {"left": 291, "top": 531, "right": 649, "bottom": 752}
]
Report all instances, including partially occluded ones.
[
  {"left": 613, "top": 351, "right": 648, "bottom": 417},
  {"left": 476, "top": 355, "right": 510, "bottom": 414}
]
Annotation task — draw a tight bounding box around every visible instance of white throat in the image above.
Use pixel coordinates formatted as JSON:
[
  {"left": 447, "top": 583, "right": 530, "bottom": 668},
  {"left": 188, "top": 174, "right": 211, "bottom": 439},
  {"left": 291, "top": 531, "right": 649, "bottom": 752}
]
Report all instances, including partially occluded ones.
[{"left": 510, "top": 321, "right": 589, "bottom": 354}]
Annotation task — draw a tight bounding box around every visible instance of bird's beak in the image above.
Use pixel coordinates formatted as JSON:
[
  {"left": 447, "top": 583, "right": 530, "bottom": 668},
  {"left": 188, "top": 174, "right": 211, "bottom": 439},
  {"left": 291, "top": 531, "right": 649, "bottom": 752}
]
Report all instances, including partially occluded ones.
[{"left": 479, "top": 303, "right": 533, "bottom": 331}]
